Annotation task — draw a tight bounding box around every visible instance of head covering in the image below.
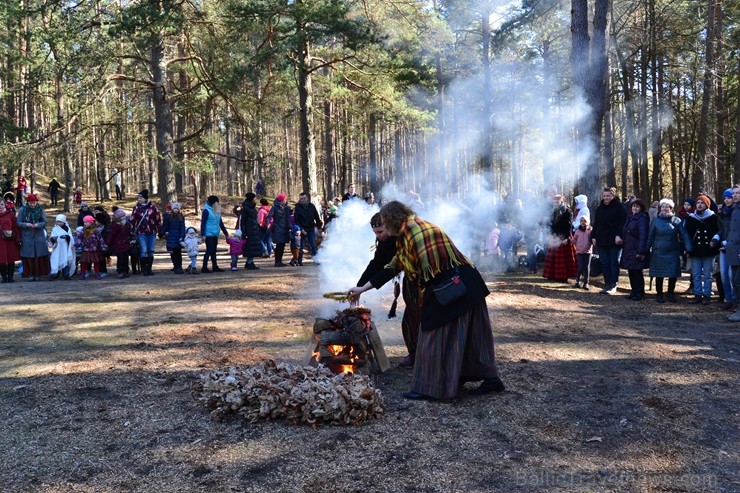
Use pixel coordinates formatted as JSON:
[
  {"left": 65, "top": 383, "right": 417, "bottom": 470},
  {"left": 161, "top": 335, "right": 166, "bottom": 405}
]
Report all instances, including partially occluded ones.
[
  {"left": 579, "top": 215, "right": 591, "bottom": 225},
  {"left": 113, "top": 209, "right": 126, "bottom": 220},
  {"left": 94, "top": 205, "right": 104, "bottom": 212},
  {"left": 26, "top": 193, "right": 38, "bottom": 202},
  {"left": 723, "top": 188, "right": 733, "bottom": 199},
  {"left": 207, "top": 195, "right": 219, "bottom": 205},
  {"left": 171, "top": 202, "right": 181, "bottom": 210},
  {"left": 245, "top": 192, "right": 256, "bottom": 203},
  {"left": 683, "top": 197, "right": 695, "bottom": 208},
  {"left": 364, "top": 192, "right": 374, "bottom": 200},
  {"left": 55, "top": 214, "right": 67, "bottom": 223},
  {"left": 696, "top": 195, "right": 711, "bottom": 208},
  {"left": 276, "top": 193, "right": 287, "bottom": 203},
  {"left": 83, "top": 215, "right": 95, "bottom": 223},
  {"left": 234, "top": 229, "right": 242, "bottom": 238},
  {"left": 659, "top": 198, "right": 675, "bottom": 209},
  {"left": 186, "top": 226, "right": 197, "bottom": 235},
  {"left": 260, "top": 198, "right": 269, "bottom": 206},
  {"left": 80, "top": 201, "right": 88, "bottom": 208},
  {"left": 574, "top": 194, "right": 588, "bottom": 209},
  {"left": 138, "top": 189, "right": 149, "bottom": 200}
]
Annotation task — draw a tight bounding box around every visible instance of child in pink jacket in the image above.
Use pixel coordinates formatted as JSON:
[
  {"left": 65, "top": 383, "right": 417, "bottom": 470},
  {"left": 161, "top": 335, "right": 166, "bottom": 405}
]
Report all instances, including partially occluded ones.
[
  {"left": 571, "top": 216, "right": 593, "bottom": 289},
  {"left": 226, "top": 230, "right": 247, "bottom": 271}
]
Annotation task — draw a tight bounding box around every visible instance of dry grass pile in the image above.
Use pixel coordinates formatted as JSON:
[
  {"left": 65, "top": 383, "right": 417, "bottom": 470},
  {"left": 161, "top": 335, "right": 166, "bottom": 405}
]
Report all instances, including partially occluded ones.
[{"left": 194, "top": 360, "right": 384, "bottom": 426}]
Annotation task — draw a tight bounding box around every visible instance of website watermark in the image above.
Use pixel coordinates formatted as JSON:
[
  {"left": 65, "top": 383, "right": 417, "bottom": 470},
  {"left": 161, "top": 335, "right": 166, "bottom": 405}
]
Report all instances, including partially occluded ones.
[{"left": 514, "top": 470, "right": 718, "bottom": 489}]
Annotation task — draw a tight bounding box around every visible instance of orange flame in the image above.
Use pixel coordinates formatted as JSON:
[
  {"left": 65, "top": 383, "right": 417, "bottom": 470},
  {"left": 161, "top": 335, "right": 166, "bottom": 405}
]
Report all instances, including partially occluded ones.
[
  {"left": 327, "top": 345, "right": 345, "bottom": 356},
  {"left": 340, "top": 365, "right": 354, "bottom": 374}
]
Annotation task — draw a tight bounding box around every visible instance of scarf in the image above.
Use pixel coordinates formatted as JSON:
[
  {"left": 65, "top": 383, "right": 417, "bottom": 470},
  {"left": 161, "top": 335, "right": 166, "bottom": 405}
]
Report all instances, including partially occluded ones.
[
  {"left": 83, "top": 225, "right": 96, "bottom": 238},
  {"left": 390, "top": 216, "right": 467, "bottom": 288},
  {"left": 21, "top": 205, "right": 44, "bottom": 224}
]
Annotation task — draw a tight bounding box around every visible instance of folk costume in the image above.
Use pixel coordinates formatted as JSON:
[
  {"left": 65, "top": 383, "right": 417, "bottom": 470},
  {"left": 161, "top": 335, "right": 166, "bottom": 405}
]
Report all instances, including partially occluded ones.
[
  {"left": 17, "top": 197, "right": 50, "bottom": 279},
  {"left": 543, "top": 199, "right": 577, "bottom": 282},
  {"left": 0, "top": 202, "right": 21, "bottom": 282},
  {"left": 383, "top": 216, "right": 501, "bottom": 400},
  {"left": 48, "top": 214, "right": 76, "bottom": 279}
]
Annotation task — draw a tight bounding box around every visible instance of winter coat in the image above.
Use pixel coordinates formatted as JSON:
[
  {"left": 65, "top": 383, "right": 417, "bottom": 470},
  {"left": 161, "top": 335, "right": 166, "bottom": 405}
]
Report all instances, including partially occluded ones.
[
  {"left": 201, "top": 203, "right": 228, "bottom": 238},
  {"left": 77, "top": 206, "right": 94, "bottom": 227},
  {"left": 17, "top": 205, "right": 49, "bottom": 259},
  {"left": 0, "top": 209, "right": 21, "bottom": 263},
  {"left": 293, "top": 201, "right": 323, "bottom": 231},
  {"left": 161, "top": 212, "right": 186, "bottom": 249},
  {"left": 107, "top": 220, "right": 133, "bottom": 255},
  {"left": 239, "top": 201, "right": 263, "bottom": 258},
  {"left": 75, "top": 227, "right": 107, "bottom": 253},
  {"left": 226, "top": 237, "right": 247, "bottom": 256},
  {"left": 591, "top": 197, "right": 627, "bottom": 247},
  {"left": 130, "top": 201, "right": 161, "bottom": 235},
  {"left": 684, "top": 210, "right": 720, "bottom": 258},
  {"left": 48, "top": 222, "right": 76, "bottom": 275},
  {"left": 725, "top": 203, "right": 740, "bottom": 266},
  {"left": 181, "top": 235, "right": 202, "bottom": 257},
  {"left": 717, "top": 205, "right": 733, "bottom": 246},
  {"left": 572, "top": 194, "right": 590, "bottom": 231},
  {"left": 550, "top": 204, "right": 573, "bottom": 238},
  {"left": 268, "top": 201, "right": 291, "bottom": 243},
  {"left": 257, "top": 204, "right": 272, "bottom": 231},
  {"left": 620, "top": 212, "right": 650, "bottom": 270},
  {"left": 647, "top": 213, "right": 692, "bottom": 278},
  {"left": 572, "top": 226, "right": 593, "bottom": 254}
]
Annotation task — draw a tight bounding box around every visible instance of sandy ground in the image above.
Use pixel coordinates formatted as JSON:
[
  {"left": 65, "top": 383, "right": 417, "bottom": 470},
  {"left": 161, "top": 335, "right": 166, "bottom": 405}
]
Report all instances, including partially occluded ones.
[{"left": 1, "top": 253, "right": 738, "bottom": 492}]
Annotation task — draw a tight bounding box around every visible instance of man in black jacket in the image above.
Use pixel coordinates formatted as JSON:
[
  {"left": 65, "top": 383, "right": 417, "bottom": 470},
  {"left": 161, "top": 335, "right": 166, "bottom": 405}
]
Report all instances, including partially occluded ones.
[
  {"left": 293, "top": 192, "right": 323, "bottom": 265},
  {"left": 591, "top": 187, "right": 627, "bottom": 294}
]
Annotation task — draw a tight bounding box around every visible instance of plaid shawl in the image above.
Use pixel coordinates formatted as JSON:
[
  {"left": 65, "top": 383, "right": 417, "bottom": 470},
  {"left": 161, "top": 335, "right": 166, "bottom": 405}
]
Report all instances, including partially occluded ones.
[{"left": 386, "top": 216, "right": 468, "bottom": 290}]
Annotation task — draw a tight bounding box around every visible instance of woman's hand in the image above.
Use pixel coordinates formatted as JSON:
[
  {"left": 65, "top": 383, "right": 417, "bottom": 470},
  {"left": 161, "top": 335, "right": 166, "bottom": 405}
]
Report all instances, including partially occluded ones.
[
  {"left": 348, "top": 286, "right": 365, "bottom": 298},
  {"left": 615, "top": 235, "right": 623, "bottom": 245}
]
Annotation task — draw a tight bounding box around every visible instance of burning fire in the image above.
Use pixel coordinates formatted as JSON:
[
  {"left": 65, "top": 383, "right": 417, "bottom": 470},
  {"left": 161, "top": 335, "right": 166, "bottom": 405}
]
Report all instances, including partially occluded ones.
[
  {"left": 326, "top": 345, "right": 345, "bottom": 356},
  {"left": 323, "top": 345, "right": 361, "bottom": 374}
]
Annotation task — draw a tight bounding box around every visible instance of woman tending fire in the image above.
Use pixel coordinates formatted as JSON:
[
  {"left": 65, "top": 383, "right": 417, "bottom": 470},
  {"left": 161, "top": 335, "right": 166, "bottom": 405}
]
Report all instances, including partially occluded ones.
[{"left": 349, "top": 201, "right": 505, "bottom": 401}]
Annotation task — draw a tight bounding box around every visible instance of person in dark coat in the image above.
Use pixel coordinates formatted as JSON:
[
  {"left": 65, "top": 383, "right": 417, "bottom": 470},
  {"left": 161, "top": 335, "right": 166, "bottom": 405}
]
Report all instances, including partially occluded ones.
[
  {"left": 349, "top": 201, "right": 504, "bottom": 401},
  {"left": 620, "top": 199, "right": 650, "bottom": 300},
  {"left": 725, "top": 186, "right": 740, "bottom": 320},
  {"left": 77, "top": 202, "right": 93, "bottom": 227},
  {"left": 47, "top": 177, "right": 61, "bottom": 206},
  {"left": 717, "top": 188, "right": 735, "bottom": 310},
  {"left": 267, "top": 193, "right": 291, "bottom": 267},
  {"left": 161, "top": 202, "right": 186, "bottom": 274},
  {"left": 591, "top": 187, "right": 627, "bottom": 294},
  {"left": 647, "top": 199, "right": 692, "bottom": 303},
  {"left": 239, "top": 193, "right": 262, "bottom": 269},
  {"left": 108, "top": 209, "right": 133, "bottom": 278},
  {"left": 293, "top": 192, "right": 323, "bottom": 265},
  {"left": 684, "top": 195, "right": 721, "bottom": 304}
]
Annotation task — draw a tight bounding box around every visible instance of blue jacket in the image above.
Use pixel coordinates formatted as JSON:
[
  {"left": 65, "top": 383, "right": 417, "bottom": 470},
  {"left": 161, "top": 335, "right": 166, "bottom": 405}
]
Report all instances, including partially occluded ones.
[
  {"left": 201, "top": 204, "right": 228, "bottom": 238},
  {"left": 161, "top": 212, "right": 186, "bottom": 249}
]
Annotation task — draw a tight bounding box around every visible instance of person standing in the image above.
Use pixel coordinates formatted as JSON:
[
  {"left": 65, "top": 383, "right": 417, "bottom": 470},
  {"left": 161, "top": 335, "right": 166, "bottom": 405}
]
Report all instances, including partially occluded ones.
[
  {"left": 0, "top": 200, "right": 21, "bottom": 282},
  {"left": 111, "top": 168, "right": 123, "bottom": 200},
  {"left": 48, "top": 177, "right": 61, "bottom": 206},
  {"left": 543, "top": 194, "right": 577, "bottom": 282},
  {"left": 591, "top": 187, "right": 627, "bottom": 294},
  {"left": 341, "top": 184, "right": 359, "bottom": 202},
  {"left": 130, "top": 189, "right": 161, "bottom": 276},
  {"left": 717, "top": 189, "right": 735, "bottom": 310},
  {"left": 200, "top": 195, "right": 229, "bottom": 273},
  {"left": 17, "top": 193, "right": 50, "bottom": 280},
  {"left": 293, "top": 192, "right": 323, "bottom": 265},
  {"left": 239, "top": 192, "right": 262, "bottom": 269},
  {"left": 684, "top": 195, "right": 721, "bottom": 304},
  {"left": 16, "top": 175, "right": 27, "bottom": 206},
  {"left": 268, "top": 193, "right": 291, "bottom": 267},
  {"left": 620, "top": 199, "right": 650, "bottom": 300},
  {"left": 726, "top": 186, "right": 740, "bottom": 320},
  {"left": 161, "top": 202, "right": 186, "bottom": 274},
  {"left": 256, "top": 198, "right": 273, "bottom": 258},
  {"left": 349, "top": 201, "right": 504, "bottom": 401},
  {"left": 108, "top": 209, "right": 133, "bottom": 278},
  {"left": 48, "top": 214, "right": 76, "bottom": 280},
  {"left": 647, "top": 199, "right": 692, "bottom": 303}
]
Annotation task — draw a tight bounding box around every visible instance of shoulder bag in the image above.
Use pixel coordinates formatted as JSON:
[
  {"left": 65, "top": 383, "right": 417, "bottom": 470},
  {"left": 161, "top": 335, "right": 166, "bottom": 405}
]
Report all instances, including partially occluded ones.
[{"left": 430, "top": 266, "right": 468, "bottom": 306}]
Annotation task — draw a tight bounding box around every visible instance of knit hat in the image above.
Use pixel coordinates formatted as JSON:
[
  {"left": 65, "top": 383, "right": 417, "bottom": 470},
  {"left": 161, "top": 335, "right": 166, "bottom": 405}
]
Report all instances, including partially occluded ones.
[
  {"left": 26, "top": 193, "right": 38, "bottom": 202},
  {"left": 138, "top": 189, "right": 149, "bottom": 200},
  {"left": 234, "top": 229, "right": 242, "bottom": 238},
  {"left": 171, "top": 202, "right": 181, "bottom": 210},
  {"left": 55, "top": 214, "right": 67, "bottom": 223},
  {"left": 659, "top": 198, "right": 675, "bottom": 209},
  {"left": 683, "top": 197, "right": 695, "bottom": 208},
  {"left": 245, "top": 192, "right": 256, "bottom": 203},
  {"left": 276, "top": 193, "right": 287, "bottom": 202},
  {"left": 723, "top": 188, "right": 733, "bottom": 199},
  {"left": 113, "top": 209, "right": 126, "bottom": 220},
  {"left": 696, "top": 195, "right": 711, "bottom": 208},
  {"left": 80, "top": 201, "right": 88, "bottom": 208},
  {"left": 207, "top": 195, "right": 219, "bottom": 205},
  {"left": 83, "top": 215, "right": 95, "bottom": 223}
]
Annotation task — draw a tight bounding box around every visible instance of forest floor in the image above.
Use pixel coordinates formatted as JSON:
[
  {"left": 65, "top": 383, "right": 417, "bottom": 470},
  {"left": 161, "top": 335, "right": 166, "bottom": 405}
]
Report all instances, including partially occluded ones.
[{"left": 1, "top": 243, "right": 738, "bottom": 493}]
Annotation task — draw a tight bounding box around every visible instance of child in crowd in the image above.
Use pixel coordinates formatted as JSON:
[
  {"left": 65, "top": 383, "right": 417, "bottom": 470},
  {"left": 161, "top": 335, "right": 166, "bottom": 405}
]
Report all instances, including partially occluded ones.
[
  {"left": 226, "top": 229, "right": 247, "bottom": 271},
  {"left": 75, "top": 215, "right": 107, "bottom": 279},
  {"left": 180, "top": 227, "right": 203, "bottom": 274},
  {"left": 48, "top": 214, "right": 76, "bottom": 280},
  {"left": 289, "top": 224, "right": 302, "bottom": 266},
  {"left": 484, "top": 223, "right": 500, "bottom": 271},
  {"left": 572, "top": 216, "right": 593, "bottom": 289},
  {"left": 108, "top": 208, "right": 133, "bottom": 278}
]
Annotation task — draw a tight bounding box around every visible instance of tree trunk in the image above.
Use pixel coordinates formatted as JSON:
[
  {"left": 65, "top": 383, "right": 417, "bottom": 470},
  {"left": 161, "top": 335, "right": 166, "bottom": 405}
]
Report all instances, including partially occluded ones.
[
  {"left": 297, "top": 34, "right": 317, "bottom": 197},
  {"left": 692, "top": 0, "right": 716, "bottom": 192},
  {"left": 151, "top": 34, "right": 176, "bottom": 205}
]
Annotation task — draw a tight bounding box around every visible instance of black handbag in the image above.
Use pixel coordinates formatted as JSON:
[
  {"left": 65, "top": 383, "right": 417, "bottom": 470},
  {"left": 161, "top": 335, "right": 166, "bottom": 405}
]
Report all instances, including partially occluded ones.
[{"left": 430, "top": 266, "right": 468, "bottom": 306}]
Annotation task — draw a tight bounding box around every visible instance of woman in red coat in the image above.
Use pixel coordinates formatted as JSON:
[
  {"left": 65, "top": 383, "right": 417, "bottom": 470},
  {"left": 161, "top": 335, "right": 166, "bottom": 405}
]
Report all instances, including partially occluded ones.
[{"left": 0, "top": 200, "right": 21, "bottom": 282}]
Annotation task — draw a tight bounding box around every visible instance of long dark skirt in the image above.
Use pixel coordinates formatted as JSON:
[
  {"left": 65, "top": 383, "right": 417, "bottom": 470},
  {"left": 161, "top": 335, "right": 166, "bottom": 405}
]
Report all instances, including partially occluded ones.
[
  {"left": 543, "top": 242, "right": 577, "bottom": 281},
  {"left": 21, "top": 256, "right": 50, "bottom": 278},
  {"left": 401, "top": 276, "right": 420, "bottom": 356},
  {"left": 410, "top": 301, "right": 499, "bottom": 400}
]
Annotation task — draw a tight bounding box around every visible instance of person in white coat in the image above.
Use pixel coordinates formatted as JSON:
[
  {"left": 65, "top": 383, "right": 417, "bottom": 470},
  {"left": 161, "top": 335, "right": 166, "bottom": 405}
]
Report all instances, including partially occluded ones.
[
  {"left": 572, "top": 194, "right": 590, "bottom": 232},
  {"left": 48, "top": 214, "right": 76, "bottom": 280}
]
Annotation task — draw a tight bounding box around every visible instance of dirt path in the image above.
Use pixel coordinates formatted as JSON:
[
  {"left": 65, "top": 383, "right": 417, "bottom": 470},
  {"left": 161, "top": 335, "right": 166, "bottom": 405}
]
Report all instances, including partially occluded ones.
[{"left": 1, "top": 261, "right": 737, "bottom": 492}]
